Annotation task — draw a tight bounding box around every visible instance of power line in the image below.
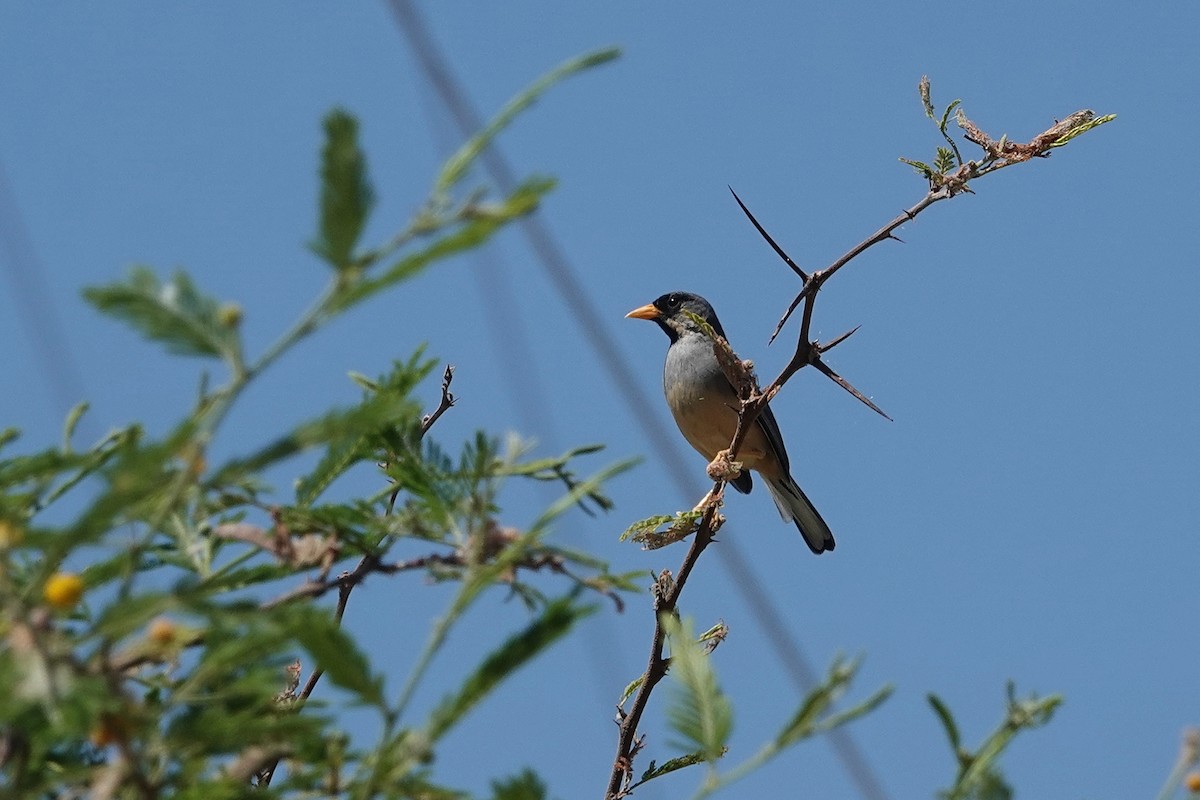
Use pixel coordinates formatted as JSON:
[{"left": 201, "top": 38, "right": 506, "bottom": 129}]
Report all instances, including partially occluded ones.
[
  {"left": 411, "top": 71, "right": 626, "bottom": 714},
  {"left": 413, "top": 79, "right": 559, "bottom": 444},
  {"left": 0, "top": 157, "right": 89, "bottom": 423},
  {"left": 385, "top": 4, "right": 890, "bottom": 799}
]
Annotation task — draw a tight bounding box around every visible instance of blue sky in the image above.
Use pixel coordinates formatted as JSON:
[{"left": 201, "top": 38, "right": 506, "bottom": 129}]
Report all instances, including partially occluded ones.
[{"left": 1, "top": 3, "right": 1196, "bottom": 799}]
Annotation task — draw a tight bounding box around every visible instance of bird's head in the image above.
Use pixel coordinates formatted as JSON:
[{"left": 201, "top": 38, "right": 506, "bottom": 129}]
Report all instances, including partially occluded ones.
[{"left": 625, "top": 291, "right": 728, "bottom": 344}]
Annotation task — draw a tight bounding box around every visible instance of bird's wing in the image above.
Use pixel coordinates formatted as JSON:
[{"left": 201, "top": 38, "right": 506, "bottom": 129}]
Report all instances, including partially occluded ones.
[
  {"left": 705, "top": 348, "right": 792, "bottom": 476},
  {"left": 753, "top": 399, "right": 792, "bottom": 474}
]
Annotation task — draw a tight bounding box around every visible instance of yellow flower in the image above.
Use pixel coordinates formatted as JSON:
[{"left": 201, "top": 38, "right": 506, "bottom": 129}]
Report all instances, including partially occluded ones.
[
  {"left": 89, "top": 713, "right": 129, "bottom": 748},
  {"left": 147, "top": 617, "right": 177, "bottom": 644},
  {"left": 0, "top": 519, "right": 22, "bottom": 548},
  {"left": 43, "top": 572, "right": 84, "bottom": 610},
  {"left": 217, "top": 302, "right": 243, "bottom": 327}
]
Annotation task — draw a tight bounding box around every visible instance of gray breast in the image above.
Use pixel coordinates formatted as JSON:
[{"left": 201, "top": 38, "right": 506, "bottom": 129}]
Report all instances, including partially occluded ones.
[{"left": 662, "top": 332, "right": 741, "bottom": 459}]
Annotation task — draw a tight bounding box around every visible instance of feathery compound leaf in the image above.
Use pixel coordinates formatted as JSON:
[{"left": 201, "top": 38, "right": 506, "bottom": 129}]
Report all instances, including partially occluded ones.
[
  {"left": 774, "top": 655, "right": 890, "bottom": 748},
  {"left": 0, "top": 447, "right": 86, "bottom": 490},
  {"left": 288, "top": 605, "right": 385, "bottom": 708},
  {"left": 489, "top": 768, "right": 547, "bottom": 800},
  {"left": 940, "top": 99, "right": 963, "bottom": 135},
  {"left": 329, "top": 177, "right": 556, "bottom": 314},
  {"left": 209, "top": 386, "right": 420, "bottom": 491},
  {"left": 435, "top": 47, "right": 619, "bottom": 195},
  {"left": 501, "top": 444, "right": 624, "bottom": 515},
  {"left": 618, "top": 675, "right": 644, "bottom": 708},
  {"left": 527, "top": 458, "right": 638, "bottom": 536},
  {"left": 899, "top": 157, "right": 937, "bottom": 181},
  {"left": 935, "top": 147, "right": 959, "bottom": 174},
  {"left": 83, "top": 266, "right": 240, "bottom": 360},
  {"left": 311, "top": 109, "right": 375, "bottom": 270},
  {"left": 425, "top": 597, "right": 595, "bottom": 743},
  {"left": 1049, "top": 112, "right": 1116, "bottom": 147},
  {"left": 295, "top": 436, "right": 368, "bottom": 508},
  {"left": 621, "top": 509, "right": 706, "bottom": 549},
  {"left": 940, "top": 685, "right": 1062, "bottom": 800},
  {"left": 636, "top": 751, "right": 709, "bottom": 785},
  {"left": 295, "top": 357, "right": 433, "bottom": 505},
  {"left": 663, "top": 615, "right": 733, "bottom": 763}
]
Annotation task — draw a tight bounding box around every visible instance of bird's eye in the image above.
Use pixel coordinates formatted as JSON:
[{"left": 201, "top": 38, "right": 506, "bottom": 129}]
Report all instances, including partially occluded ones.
[{"left": 666, "top": 294, "right": 680, "bottom": 308}]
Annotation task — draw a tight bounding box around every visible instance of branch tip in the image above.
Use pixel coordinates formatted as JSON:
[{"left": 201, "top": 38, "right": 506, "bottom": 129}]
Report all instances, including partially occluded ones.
[
  {"left": 818, "top": 325, "right": 861, "bottom": 353},
  {"left": 813, "top": 358, "right": 892, "bottom": 421},
  {"left": 729, "top": 187, "right": 808, "bottom": 281}
]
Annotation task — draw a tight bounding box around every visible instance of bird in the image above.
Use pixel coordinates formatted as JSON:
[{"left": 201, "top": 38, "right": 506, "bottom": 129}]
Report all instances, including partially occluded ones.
[{"left": 626, "top": 291, "right": 835, "bottom": 554}]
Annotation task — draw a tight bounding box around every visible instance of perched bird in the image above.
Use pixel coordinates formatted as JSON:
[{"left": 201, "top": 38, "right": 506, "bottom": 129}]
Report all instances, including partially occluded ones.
[{"left": 626, "top": 292, "right": 835, "bottom": 554}]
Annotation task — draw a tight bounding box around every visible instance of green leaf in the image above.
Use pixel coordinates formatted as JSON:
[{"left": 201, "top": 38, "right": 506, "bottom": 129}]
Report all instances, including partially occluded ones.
[
  {"left": 501, "top": 444, "right": 627, "bottom": 515},
  {"left": 662, "top": 615, "right": 733, "bottom": 763},
  {"left": 1048, "top": 112, "right": 1117, "bottom": 147},
  {"left": 329, "top": 177, "right": 556, "bottom": 314},
  {"left": 974, "top": 770, "right": 1014, "bottom": 800},
  {"left": 83, "top": 266, "right": 240, "bottom": 361},
  {"left": 89, "top": 590, "right": 179, "bottom": 640},
  {"left": 385, "top": 773, "right": 468, "bottom": 800},
  {"left": 198, "top": 562, "right": 296, "bottom": 593},
  {"left": 774, "top": 656, "right": 890, "bottom": 748},
  {"left": 210, "top": 389, "right": 420, "bottom": 491},
  {"left": 62, "top": 426, "right": 181, "bottom": 552},
  {"left": 489, "top": 768, "right": 547, "bottom": 800},
  {"left": 812, "top": 683, "right": 893, "bottom": 734},
  {"left": 287, "top": 606, "right": 385, "bottom": 708},
  {"left": 941, "top": 685, "right": 1062, "bottom": 800},
  {"left": 621, "top": 509, "right": 705, "bottom": 549},
  {"left": 935, "top": 146, "right": 958, "bottom": 174},
  {"left": 939, "top": 99, "right": 963, "bottom": 135},
  {"left": 929, "top": 692, "right": 962, "bottom": 753},
  {"left": 527, "top": 458, "right": 638, "bottom": 537},
  {"left": 0, "top": 447, "right": 82, "bottom": 490},
  {"left": 899, "top": 157, "right": 936, "bottom": 181},
  {"left": 618, "top": 675, "right": 643, "bottom": 708},
  {"left": 62, "top": 403, "right": 89, "bottom": 451},
  {"left": 936, "top": 101, "right": 965, "bottom": 168},
  {"left": 295, "top": 356, "right": 437, "bottom": 506},
  {"left": 311, "top": 109, "right": 375, "bottom": 270},
  {"left": 435, "top": 47, "right": 619, "bottom": 195},
  {"left": 636, "top": 751, "right": 709, "bottom": 785},
  {"left": 425, "top": 596, "right": 594, "bottom": 742},
  {"left": 394, "top": 455, "right": 627, "bottom": 719},
  {"left": 295, "top": 436, "right": 369, "bottom": 508}
]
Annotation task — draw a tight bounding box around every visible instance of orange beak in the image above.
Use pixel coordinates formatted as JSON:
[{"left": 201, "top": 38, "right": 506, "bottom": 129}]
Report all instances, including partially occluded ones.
[{"left": 625, "top": 303, "right": 660, "bottom": 321}]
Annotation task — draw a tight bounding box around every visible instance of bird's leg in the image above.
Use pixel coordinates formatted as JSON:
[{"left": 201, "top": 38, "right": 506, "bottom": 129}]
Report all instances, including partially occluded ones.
[
  {"left": 706, "top": 449, "right": 743, "bottom": 483},
  {"left": 693, "top": 451, "right": 737, "bottom": 512},
  {"left": 692, "top": 481, "right": 727, "bottom": 514}
]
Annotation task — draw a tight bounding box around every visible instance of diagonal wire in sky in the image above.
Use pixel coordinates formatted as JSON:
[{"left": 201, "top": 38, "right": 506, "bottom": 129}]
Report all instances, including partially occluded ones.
[
  {"left": 412, "top": 69, "right": 629, "bottom": 716},
  {"left": 0, "top": 156, "right": 89, "bottom": 424},
  {"left": 386, "top": 3, "right": 891, "bottom": 799}
]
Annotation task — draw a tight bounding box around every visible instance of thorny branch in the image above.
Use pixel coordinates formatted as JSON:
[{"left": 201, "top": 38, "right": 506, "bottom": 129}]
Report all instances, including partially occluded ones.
[
  {"left": 742, "top": 108, "right": 1112, "bottom": 434},
  {"left": 260, "top": 536, "right": 626, "bottom": 613},
  {"left": 606, "top": 502, "right": 723, "bottom": 799},
  {"left": 605, "top": 93, "right": 1112, "bottom": 798},
  {"left": 388, "top": 363, "right": 456, "bottom": 515},
  {"left": 258, "top": 364, "right": 456, "bottom": 788}
]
